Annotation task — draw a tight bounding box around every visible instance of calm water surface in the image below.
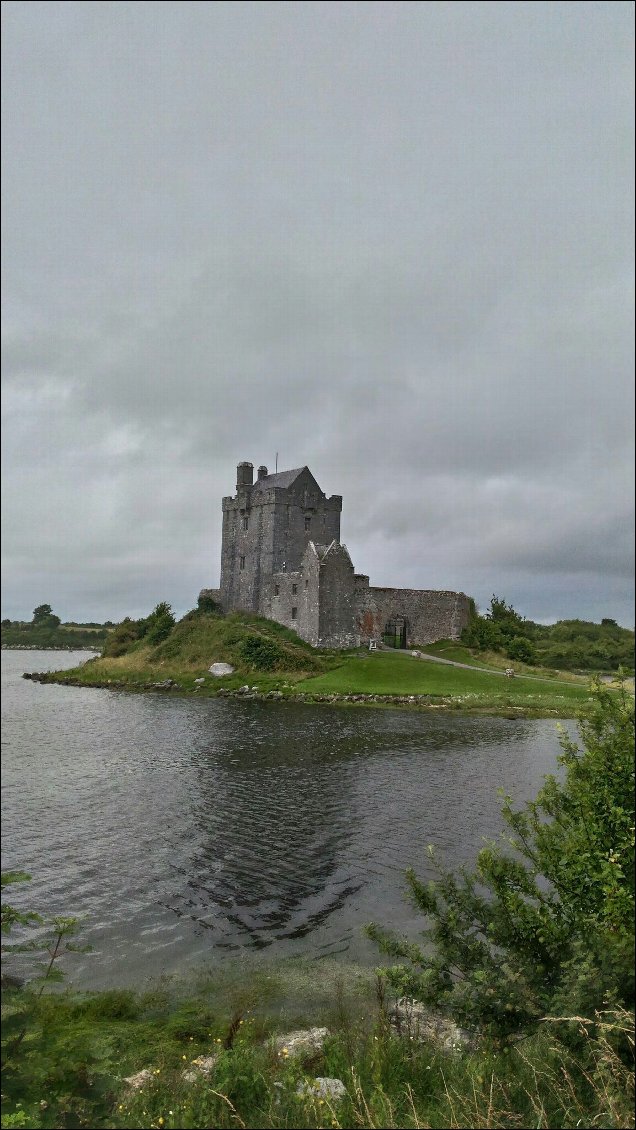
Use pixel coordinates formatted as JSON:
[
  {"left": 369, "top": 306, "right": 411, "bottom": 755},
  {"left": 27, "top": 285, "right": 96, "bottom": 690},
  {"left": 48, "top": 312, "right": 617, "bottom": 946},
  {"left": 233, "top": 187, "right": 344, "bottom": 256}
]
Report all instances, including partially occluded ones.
[{"left": 1, "top": 650, "right": 573, "bottom": 988}]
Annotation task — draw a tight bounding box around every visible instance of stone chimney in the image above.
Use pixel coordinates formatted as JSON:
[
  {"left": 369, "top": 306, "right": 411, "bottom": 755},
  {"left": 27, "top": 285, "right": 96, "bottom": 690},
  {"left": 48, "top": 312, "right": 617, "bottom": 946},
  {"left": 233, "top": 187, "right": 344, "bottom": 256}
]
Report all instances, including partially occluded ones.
[
  {"left": 257, "top": 465, "right": 268, "bottom": 480},
  {"left": 236, "top": 461, "right": 254, "bottom": 489}
]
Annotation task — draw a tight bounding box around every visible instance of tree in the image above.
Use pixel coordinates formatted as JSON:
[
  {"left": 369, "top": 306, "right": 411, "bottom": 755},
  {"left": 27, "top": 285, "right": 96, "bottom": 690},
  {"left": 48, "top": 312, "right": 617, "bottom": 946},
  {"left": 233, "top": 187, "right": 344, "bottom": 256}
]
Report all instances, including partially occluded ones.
[
  {"left": 487, "top": 595, "right": 534, "bottom": 640},
  {"left": 32, "top": 604, "right": 52, "bottom": 623},
  {"left": 367, "top": 682, "right": 634, "bottom": 1042},
  {"left": 32, "top": 604, "right": 60, "bottom": 630},
  {"left": 145, "top": 602, "right": 176, "bottom": 645}
]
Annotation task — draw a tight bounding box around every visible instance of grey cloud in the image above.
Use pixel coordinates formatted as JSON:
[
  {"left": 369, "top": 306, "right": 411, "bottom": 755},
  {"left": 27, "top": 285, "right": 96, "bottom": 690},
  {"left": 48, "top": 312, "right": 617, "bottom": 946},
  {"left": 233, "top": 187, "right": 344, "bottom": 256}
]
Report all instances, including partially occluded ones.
[{"left": 1, "top": 1, "right": 633, "bottom": 625}]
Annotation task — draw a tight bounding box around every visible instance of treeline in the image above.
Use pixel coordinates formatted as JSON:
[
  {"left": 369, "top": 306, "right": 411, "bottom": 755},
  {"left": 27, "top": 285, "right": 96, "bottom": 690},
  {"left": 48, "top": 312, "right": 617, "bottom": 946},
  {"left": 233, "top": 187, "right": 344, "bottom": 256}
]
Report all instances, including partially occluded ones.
[
  {"left": 462, "top": 596, "right": 634, "bottom": 672},
  {"left": 1, "top": 604, "right": 112, "bottom": 650}
]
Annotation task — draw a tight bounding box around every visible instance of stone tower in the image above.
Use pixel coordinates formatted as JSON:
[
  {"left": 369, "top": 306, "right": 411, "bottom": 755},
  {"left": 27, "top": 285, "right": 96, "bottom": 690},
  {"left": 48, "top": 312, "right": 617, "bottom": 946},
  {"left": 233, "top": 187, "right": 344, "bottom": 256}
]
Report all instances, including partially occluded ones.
[{"left": 219, "top": 462, "right": 343, "bottom": 615}]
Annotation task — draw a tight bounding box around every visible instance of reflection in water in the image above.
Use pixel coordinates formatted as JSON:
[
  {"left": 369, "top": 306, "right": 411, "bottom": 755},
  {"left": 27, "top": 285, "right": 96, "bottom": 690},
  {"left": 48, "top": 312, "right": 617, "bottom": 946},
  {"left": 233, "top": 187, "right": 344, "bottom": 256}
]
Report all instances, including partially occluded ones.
[
  {"left": 159, "top": 702, "right": 532, "bottom": 954},
  {"left": 1, "top": 651, "right": 569, "bottom": 987},
  {"left": 167, "top": 704, "right": 364, "bottom": 948}
]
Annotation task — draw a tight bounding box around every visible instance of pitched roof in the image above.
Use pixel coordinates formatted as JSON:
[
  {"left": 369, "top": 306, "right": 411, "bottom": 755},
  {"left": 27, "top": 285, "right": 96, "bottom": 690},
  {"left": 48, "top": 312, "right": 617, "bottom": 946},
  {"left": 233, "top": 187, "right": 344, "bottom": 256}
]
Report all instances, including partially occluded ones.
[
  {"left": 309, "top": 540, "right": 353, "bottom": 566},
  {"left": 253, "top": 467, "right": 307, "bottom": 490}
]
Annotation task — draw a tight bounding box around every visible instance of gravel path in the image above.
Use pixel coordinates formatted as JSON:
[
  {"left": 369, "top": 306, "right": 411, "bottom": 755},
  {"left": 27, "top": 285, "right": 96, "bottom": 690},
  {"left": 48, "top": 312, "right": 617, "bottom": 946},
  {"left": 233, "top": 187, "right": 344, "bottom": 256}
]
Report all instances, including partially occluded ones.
[{"left": 413, "top": 651, "right": 585, "bottom": 689}]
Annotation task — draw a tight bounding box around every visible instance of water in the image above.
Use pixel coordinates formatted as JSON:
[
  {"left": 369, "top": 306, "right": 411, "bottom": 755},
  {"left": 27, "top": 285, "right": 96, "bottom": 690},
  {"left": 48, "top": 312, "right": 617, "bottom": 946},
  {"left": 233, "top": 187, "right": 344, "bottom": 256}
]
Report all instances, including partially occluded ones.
[{"left": 1, "top": 650, "right": 572, "bottom": 988}]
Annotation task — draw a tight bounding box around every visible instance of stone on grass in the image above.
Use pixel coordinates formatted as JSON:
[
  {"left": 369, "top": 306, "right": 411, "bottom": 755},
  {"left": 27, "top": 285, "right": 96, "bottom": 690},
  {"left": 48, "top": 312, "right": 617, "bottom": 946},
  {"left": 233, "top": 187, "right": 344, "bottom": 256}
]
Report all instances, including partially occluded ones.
[
  {"left": 194, "top": 677, "right": 205, "bottom": 684},
  {"left": 182, "top": 1054, "right": 218, "bottom": 1083},
  {"left": 123, "top": 1068, "right": 154, "bottom": 1091},
  {"left": 209, "top": 662, "right": 235, "bottom": 677},
  {"left": 391, "top": 998, "right": 472, "bottom": 1050},
  {"left": 296, "top": 1077, "right": 347, "bottom": 1101},
  {"left": 274, "top": 1027, "right": 329, "bottom": 1058}
]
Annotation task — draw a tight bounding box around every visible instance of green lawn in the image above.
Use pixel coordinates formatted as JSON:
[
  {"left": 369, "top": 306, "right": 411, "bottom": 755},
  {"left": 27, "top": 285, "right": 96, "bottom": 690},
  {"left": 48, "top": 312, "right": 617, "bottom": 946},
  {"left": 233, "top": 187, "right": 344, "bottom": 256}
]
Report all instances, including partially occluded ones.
[
  {"left": 416, "top": 639, "right": 503, "bottom": 667},
  {"left": 297, "top": 650, "right": 592, "bottom": 704}
]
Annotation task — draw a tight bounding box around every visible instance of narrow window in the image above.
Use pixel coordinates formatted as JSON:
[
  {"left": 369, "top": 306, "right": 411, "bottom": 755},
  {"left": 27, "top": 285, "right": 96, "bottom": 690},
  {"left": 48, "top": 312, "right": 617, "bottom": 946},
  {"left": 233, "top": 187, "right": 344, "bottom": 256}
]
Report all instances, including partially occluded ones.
[
  {"left": 239, "top": 556, "right": 245, "bottom": 571},
  {"left": 291, "top": 607, "right": 298, "bottom": 620},
  {"left": 304, "top": 516, "right": 311, "bottom": 531},
  {"left": 305, "top": 579, "right": 309, "bottom": 588},
  {"left": 292, "top": 583, "right": 297, "bottom": 595},
  {"left": 274, "top": 584, "right": 280, "bottom": 596},
  {"left": 241, "top": 515, "right": 249, "bottom": 531}
]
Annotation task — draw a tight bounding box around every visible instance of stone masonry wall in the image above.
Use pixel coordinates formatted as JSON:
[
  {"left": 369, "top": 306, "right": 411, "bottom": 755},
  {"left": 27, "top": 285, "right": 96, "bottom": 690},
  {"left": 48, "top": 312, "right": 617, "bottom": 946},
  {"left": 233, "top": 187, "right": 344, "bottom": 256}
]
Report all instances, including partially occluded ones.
[
  {"left": 354, "top": 585, "right": 472, "bottom": 646},
  {"left": 317, "top": 544, "right": 358, "bottom": 648},
  {"left": 268, "top": 567, "right": 319, "bottom": 643}
]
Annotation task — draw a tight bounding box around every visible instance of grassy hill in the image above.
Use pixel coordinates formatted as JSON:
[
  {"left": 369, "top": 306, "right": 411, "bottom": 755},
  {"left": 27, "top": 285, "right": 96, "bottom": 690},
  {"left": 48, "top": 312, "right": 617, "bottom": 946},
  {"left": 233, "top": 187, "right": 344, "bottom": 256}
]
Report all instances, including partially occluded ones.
[
  {"left": 29, "top": 607, "right": 601, "bottom": 716},
  {"left": 44, "top": 608, "right": 335, "bottom": 693}
]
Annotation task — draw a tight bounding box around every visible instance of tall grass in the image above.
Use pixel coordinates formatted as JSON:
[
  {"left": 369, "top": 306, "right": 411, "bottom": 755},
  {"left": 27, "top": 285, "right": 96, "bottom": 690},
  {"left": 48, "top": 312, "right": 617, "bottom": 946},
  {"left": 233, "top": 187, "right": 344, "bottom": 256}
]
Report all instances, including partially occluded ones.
[{"left": 2, "top": 970, "right": 633, "bottom": 1129}]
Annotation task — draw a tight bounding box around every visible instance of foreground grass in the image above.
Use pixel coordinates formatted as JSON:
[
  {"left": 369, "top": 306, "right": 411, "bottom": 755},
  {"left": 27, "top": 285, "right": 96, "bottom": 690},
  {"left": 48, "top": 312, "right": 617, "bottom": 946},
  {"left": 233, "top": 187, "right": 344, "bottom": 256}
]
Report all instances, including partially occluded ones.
[{"left": 1, "top": 965, "right": 633, "bottom": 1130}]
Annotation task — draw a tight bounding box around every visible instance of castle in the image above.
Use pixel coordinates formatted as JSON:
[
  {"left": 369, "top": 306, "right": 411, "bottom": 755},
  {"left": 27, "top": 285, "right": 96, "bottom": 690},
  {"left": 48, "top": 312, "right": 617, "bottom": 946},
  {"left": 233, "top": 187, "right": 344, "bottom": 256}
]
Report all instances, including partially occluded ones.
[{"left": 201, "top": 461, "right": 472, "bottom": 649}]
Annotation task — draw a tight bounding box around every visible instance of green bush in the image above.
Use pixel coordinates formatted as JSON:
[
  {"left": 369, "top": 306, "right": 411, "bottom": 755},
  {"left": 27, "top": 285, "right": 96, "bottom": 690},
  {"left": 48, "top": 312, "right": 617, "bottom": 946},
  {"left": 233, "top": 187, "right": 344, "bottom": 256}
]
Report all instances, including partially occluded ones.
[
  {"left": 368, "top": 681, "right": 635, "bottom": 1043},
  {"left": 102, "top": 617, "right": 145, "bottom": 658},
  {"left": 507, "top": 636, "right": 536, "bottom": 664},
  {"left": 197, "top": 593, "right": 221, "bottom": 614},
  {"left": 239, "top": 636, "right": 285, "bottom": 670},
  {"left": 146, "top": 602, "right": 176, "bottom": 645}
]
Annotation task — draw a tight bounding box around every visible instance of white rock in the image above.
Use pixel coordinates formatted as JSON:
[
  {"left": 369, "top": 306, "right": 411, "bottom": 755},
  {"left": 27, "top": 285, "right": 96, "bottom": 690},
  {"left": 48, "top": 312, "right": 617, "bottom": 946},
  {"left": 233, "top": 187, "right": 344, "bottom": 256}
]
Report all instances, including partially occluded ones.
[
  {"left": 208, "top": 662, "right": 235, "bottom": 676},
  {"left": 194, "top": 677, "right": 205, "bottom": 684},
  {"left": 391, "top": 998, "right": 472, "bottom": 1050},
  {"left": 296, "top": 1077, "right": 347, "bottom": 1101},
  {"left": 123, "top": 1068, "right": 154, "bottom": 1091},
  {"left": 182, "top": 1054, "right": 218, "bottom": 1083},
  {"left": 274, "top": 1027, "right": 329, "bottom": 1057}
]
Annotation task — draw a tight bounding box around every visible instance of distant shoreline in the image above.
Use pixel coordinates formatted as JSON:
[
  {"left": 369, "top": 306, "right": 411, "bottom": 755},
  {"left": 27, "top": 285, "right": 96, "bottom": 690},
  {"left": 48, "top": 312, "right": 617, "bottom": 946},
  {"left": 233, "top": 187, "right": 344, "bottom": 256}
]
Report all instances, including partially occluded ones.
[{"left": 1, "top": 645, "right": 101, "bottom": 652}]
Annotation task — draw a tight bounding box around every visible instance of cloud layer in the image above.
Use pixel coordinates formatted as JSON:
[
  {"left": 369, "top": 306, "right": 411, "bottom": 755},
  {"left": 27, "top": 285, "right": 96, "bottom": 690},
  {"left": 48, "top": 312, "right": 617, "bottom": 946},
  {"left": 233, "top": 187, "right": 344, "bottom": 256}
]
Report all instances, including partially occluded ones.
[{"left": 2, "top": 1, "right": 634, "bottom": 625}]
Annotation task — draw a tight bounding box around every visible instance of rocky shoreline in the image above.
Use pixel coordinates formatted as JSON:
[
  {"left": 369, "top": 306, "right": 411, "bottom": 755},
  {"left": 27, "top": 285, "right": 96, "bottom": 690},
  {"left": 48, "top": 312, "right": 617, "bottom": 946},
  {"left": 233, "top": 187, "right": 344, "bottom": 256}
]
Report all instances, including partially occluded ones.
[{"left": 21, "top": 671, "right": 552, "bottom": 716}]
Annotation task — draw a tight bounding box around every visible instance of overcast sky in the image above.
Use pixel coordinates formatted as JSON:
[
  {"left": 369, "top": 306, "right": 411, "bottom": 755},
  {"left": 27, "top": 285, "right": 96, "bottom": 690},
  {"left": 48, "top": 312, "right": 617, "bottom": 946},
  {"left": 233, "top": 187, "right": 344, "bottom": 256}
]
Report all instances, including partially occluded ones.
[{"left": 2, "top": 1, "right": 634, "bottom": 627}]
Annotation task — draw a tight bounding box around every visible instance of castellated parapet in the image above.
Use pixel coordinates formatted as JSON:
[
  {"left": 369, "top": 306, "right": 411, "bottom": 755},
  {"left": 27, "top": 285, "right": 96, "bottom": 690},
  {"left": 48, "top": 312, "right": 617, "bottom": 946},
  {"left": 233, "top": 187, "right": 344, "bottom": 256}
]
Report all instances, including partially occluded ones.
[{"left": 211, "top": 462, "right": 472, "bottom": 648}]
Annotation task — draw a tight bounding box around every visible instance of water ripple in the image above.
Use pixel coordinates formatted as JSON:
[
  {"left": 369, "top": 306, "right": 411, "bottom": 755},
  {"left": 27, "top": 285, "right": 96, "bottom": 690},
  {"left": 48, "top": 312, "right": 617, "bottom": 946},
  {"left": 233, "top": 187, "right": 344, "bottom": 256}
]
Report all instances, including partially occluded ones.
[{"left": 1, "top": 650, "right": 570, "bottom": 987}]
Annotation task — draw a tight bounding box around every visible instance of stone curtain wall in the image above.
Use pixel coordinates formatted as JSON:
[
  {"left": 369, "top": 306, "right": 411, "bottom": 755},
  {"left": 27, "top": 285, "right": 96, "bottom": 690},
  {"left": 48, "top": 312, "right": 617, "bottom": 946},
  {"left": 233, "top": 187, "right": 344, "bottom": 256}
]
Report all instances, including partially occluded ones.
[{"left": 354, "top": 585, "right": 472, "bottom": 646}]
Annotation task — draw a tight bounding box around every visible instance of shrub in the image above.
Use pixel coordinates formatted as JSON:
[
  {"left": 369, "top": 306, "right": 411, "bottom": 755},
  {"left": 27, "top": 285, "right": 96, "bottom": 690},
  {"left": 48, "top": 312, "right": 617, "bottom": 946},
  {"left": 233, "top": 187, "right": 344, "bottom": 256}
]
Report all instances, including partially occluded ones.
[
  {"left": 197, "top": 592, "right": 221, "bottom": 614},
  {"left": 507, "top": 636, "right": 536, "bottom": 664},
  {"left": 368, "top": 681, "right": 635, "bottom": 1043},
  {"left": 145, "top": 603, "right": 176, "bottom": 646},
  {"left": 239, "top": 636, "right": 284, "bottom": 670},
  {"left": 102, "top": 617, "right": 145, "bottom": 658}
]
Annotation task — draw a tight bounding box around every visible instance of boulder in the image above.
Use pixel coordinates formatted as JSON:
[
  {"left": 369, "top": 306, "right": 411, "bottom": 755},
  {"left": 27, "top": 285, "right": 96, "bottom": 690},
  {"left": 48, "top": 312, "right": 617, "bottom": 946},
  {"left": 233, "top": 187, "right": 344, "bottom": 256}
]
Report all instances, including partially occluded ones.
[
  {"left": 209, "top": 662, "right": 235, "bottom": 677},
  {"left": 194, "top": 677, "right": 205, "bottom": 684},
  {"left": 296, "top": 1077, "right": 347, "bottom": 1101},
  {"left": 390, "top": 998, "right": 472, "bottom": 1050},
  {"left": 274, "top": 1027, "right": 329, "bottom": 1058}
]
